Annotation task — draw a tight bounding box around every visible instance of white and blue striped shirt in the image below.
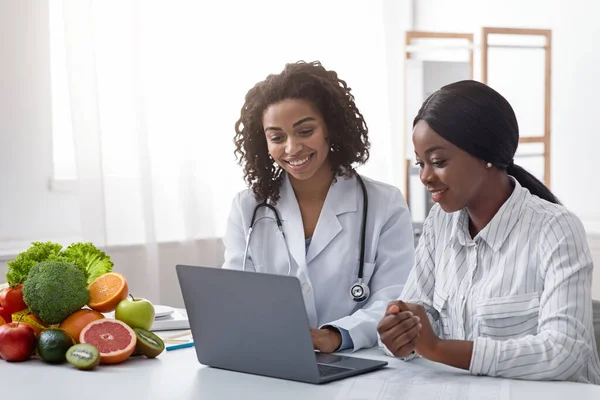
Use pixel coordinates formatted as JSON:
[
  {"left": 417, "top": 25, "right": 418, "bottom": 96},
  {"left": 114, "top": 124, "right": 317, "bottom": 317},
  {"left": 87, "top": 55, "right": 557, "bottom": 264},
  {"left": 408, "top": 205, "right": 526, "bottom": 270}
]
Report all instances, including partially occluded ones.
[{"left": 397, "top": 178, "right": 600, "bottom": 384}]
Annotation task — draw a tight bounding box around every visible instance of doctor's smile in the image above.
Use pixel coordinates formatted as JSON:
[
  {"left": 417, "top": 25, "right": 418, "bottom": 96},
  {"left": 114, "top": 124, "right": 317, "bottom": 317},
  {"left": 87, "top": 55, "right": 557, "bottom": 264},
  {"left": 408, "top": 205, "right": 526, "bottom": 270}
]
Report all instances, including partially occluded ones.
[{"left": 284, "top": 153, "right": 314, "bottom": 169}]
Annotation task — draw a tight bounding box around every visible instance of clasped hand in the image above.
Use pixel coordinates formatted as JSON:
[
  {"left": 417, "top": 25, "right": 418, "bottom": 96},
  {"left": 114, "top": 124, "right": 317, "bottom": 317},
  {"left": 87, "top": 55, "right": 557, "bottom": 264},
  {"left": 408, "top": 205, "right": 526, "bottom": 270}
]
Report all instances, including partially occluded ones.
[{"left": 377, "top": 301, "right": 440, "bottom": 359}]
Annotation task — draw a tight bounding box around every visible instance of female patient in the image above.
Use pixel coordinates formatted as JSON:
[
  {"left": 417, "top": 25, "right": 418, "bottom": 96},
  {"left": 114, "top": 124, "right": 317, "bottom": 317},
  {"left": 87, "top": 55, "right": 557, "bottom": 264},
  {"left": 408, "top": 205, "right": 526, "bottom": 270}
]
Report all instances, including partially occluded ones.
[
  {"left": 223, "top": 61, "right": 415, "bottom": 353},
  {"left": 378, "top": 80, "right": 600, "bottom": 384}
]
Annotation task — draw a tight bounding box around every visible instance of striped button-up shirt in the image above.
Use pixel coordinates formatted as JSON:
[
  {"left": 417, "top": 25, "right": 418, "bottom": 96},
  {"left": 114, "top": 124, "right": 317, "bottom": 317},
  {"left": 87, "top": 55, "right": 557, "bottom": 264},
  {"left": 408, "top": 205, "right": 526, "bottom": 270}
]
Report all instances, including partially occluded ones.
[{"left": 397, "top": 178, "right": 600, "bottom": 384}]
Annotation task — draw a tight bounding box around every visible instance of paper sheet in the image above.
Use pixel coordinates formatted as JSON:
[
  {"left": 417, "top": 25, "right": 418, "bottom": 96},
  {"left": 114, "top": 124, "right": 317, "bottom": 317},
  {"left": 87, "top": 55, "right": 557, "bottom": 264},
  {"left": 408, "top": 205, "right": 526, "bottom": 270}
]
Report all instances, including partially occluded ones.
[
  {"left": 160, "top": 330, "right": 193, "bottom": 346},
  {"left": 335, "top": 362, "right": 510, "bottom": 400}
]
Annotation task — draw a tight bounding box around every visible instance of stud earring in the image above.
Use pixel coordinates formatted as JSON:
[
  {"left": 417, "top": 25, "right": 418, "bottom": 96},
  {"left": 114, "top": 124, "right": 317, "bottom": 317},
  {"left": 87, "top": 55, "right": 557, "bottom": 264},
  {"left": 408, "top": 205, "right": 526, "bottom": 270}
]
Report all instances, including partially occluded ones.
[{"left": 486, "top": 162, "right": 492, "bottom": 168}]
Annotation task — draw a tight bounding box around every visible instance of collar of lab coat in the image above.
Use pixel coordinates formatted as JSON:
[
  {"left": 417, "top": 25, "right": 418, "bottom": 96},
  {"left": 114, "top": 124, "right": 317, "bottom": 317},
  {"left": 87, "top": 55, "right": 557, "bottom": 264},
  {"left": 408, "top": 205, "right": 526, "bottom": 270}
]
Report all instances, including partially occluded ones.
[{"left": 277, "top": 172, "right": 359, "bottom": 267}]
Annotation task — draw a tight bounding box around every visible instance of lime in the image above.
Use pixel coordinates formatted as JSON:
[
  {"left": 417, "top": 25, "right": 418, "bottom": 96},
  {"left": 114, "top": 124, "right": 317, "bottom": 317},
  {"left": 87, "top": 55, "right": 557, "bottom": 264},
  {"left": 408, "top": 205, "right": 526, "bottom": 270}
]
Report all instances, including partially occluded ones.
[{"left": 37, "top": 328, "right": 75, "bottom": 364}]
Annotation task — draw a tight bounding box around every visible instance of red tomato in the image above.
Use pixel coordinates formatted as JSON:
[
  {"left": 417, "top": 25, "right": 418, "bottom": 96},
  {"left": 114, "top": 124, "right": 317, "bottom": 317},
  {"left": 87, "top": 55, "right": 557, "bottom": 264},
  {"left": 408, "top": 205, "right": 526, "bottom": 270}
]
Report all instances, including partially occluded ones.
[{"left": 0, "top": 284, "right": 27, "bottom": 314}]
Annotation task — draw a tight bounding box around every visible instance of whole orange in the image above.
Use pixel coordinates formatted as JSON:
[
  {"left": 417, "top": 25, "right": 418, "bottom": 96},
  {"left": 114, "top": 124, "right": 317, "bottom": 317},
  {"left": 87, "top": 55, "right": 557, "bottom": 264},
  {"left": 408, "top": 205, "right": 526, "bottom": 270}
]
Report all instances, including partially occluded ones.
[
  {"left": 59, "top": 309, "right": 105, "bottom": 343},
  {"left": 21, "top": 313, "right": 48, "bottom": 336}
]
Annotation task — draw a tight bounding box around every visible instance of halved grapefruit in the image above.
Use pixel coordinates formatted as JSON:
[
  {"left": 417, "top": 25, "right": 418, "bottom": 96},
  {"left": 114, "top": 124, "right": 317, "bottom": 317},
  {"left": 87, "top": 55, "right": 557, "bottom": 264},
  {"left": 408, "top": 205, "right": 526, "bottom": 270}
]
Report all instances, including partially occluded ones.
[{"left": 79, "top": 319, "right": 137, "bottom": 364}]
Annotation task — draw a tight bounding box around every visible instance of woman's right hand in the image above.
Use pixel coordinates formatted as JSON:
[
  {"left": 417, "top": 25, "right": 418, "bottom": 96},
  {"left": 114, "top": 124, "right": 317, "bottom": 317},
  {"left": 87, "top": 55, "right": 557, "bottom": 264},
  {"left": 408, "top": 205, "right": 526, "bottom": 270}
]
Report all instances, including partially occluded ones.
[{"left": 377, "top": 300, "right": 422, "bottom": 358}]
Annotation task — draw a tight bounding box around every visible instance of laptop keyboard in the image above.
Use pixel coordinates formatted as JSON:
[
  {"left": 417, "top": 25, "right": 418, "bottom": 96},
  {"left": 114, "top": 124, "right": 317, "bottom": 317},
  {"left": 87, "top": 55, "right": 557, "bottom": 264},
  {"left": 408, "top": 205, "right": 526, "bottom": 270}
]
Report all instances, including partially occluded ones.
[{"left": 318, "top": 363, "right": 352, "bottom": 377}]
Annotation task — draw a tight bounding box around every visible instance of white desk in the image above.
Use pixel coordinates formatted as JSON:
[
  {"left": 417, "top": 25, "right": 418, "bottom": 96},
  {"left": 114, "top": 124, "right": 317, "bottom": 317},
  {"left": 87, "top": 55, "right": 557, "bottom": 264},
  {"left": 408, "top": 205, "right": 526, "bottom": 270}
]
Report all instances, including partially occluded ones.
[{"left": 2, "top": 333, "right": 600, "bottom": 400}]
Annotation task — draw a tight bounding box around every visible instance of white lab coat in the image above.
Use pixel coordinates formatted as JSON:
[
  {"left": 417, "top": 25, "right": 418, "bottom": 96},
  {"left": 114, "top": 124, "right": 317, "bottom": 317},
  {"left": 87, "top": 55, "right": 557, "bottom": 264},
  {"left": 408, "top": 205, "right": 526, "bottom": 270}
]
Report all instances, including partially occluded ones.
[{"left": 222, "top": 173, "right": 415, "bottom": 351}]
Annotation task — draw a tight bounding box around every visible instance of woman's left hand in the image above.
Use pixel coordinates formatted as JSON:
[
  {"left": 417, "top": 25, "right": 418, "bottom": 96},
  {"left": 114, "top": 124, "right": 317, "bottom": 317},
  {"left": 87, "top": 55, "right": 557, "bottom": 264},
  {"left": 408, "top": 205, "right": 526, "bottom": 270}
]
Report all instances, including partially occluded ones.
[
  {"left": 402, "top": 303, "right": 441, "bottom": 360},
  {"left": 311, "top": 327, "right": 342, "bottom": 353}
]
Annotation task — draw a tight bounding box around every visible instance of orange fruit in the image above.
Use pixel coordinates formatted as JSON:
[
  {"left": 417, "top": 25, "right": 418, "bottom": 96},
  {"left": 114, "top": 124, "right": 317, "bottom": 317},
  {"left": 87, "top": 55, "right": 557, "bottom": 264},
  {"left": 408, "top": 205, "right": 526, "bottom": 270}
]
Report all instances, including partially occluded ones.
[
  {"left": 0, "top": 315, "right": 5, "bottom": 327},
  {"left": 79, "top": 319, "right": 136, "bottom": 364},
  {"left": 59, "top": 309, "right": 104, "bottom": 343},
  {"left": 87, "top": 272, "right": 129, "bottom": 313},
  {"left": 21, "top": 313, "right": 48, "bottom": 336}
]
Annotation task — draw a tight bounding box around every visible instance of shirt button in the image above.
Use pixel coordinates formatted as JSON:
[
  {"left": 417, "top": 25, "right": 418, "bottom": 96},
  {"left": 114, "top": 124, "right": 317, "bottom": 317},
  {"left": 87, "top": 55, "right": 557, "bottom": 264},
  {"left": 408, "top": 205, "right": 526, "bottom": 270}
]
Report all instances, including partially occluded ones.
[
  {"left": 460, "top": 295, "right": 465, "bottom": 301},
  {"left": 302, "top": 283, "right": 311, "bottom": 293}
]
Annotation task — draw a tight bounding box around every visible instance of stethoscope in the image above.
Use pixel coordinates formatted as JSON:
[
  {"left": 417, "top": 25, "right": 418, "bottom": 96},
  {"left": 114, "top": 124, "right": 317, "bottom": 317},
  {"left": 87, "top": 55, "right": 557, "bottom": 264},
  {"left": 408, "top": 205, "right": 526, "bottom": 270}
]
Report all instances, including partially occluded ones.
[{"left": 242, "top": 173, "right": 370, "bottom": 303}]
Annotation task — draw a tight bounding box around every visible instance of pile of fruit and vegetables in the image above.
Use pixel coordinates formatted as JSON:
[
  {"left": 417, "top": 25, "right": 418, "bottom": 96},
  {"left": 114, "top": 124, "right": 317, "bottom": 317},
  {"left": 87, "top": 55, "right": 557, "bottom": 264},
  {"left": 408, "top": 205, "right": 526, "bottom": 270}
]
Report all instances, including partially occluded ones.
[{"left": 0, "top": 241, "right": 165, "bottom": 369}]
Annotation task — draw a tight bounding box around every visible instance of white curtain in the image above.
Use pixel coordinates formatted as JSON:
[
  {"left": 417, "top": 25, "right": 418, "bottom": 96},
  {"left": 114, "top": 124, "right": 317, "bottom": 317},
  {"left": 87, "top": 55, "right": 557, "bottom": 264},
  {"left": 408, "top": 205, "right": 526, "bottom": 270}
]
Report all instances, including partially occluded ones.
[{"left": 53, "top": 0, "right": 395, "bottom": 304}]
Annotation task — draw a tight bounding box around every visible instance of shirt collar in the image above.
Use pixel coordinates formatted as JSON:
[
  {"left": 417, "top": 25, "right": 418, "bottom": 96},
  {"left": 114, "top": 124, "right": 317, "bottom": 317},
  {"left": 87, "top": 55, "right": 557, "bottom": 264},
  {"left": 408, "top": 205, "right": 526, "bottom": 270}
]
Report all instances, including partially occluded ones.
[{"left": 449, "top": 177, "right": 529, "bottom": 251}]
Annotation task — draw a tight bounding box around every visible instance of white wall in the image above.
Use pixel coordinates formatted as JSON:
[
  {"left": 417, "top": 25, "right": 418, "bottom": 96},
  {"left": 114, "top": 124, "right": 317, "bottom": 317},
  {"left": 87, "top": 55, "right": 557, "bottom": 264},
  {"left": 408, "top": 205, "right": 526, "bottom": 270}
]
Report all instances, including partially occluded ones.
[
  {"left": 413, "top": 0, "right": 600, "bottom": 235},
  {"left": 382, "top": 0, "right": 414, "bottom": 190},
  {"left": 0, "top": 1, "right": 81, "bottom": 255},
  {"left": 549, "top": 1, "right": 600, "bottom": 233},
  {"left": 415, "top": 0, "right": 552, "bottom": 34}
]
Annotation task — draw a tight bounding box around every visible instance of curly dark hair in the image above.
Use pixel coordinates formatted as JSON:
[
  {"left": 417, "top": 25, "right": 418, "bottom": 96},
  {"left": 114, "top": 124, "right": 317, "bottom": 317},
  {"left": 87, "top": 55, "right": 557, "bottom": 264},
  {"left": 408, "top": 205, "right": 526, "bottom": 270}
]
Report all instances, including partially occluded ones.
[{"left": 233, "top": 60, "right": 370, "bottom": 203}]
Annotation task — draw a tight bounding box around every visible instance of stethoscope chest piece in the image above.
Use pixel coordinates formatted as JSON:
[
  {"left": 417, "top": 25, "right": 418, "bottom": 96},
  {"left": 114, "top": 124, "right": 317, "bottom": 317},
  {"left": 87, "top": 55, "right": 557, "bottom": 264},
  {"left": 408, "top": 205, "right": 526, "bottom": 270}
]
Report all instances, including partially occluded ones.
[{"left": 350, "top": 280, "right": 370, "bottom": 303}]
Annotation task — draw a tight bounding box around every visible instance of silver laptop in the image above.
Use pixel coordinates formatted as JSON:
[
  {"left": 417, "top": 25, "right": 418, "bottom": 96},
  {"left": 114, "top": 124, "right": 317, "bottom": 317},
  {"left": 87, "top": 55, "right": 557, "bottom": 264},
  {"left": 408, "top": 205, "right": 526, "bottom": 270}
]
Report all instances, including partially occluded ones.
[{"left": 176, "top": 264, "right": 388, "bottom": 384}]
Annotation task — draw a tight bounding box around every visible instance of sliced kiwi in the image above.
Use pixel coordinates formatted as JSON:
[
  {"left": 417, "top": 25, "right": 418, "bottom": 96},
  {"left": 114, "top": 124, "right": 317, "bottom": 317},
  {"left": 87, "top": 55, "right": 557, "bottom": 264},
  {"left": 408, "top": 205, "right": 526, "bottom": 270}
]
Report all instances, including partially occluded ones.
[
  {"left": 133, "top": 328, "right": 165, "bottom": 358},
  {"left": 66, "top": 344, "right": 100, "bottom": 370}
]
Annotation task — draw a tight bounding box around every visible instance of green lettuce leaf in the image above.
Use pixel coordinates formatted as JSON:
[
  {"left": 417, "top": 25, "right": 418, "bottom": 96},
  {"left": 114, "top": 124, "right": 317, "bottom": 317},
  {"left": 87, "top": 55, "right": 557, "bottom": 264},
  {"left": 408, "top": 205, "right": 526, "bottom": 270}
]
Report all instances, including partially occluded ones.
[
  {"left": 6, "top": 242, "right": 63, "bottom": 286},
  {"left": 60, "top": 242, "right": 114, "bottom": 284}
]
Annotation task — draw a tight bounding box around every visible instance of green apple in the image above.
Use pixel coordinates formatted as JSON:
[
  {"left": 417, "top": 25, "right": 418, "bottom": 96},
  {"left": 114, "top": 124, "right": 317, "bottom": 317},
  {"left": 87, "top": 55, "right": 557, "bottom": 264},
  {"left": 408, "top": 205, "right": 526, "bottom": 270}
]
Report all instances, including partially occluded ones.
[{"left": 115, "top": 295, "right": 155, "bottom": 330}]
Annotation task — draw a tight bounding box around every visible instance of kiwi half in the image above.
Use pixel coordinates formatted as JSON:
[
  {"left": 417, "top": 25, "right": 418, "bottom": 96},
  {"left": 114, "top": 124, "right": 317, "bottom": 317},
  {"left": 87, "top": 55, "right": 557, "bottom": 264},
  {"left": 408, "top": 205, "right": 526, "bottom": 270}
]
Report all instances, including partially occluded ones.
[
  {"left": 133, "top": 328, "right": 165, "bottom": 358},
  {"left": 66, "top": 343, "right": 100, "bottom": 370}
]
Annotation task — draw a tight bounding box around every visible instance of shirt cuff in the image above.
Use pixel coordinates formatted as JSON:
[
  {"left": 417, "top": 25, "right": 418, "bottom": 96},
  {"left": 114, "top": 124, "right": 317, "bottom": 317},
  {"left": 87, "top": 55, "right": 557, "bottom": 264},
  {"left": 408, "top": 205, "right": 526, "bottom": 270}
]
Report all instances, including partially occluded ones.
[
  {"left": 377, "top": 332, "right": 418, "bottom": 361},
  {"left": 338, "top": 327, "right": 354, "bottom": 351},
  {"left": 321, "top": 325, "right": 354, "bottom": 351},
  {"left": 470, "top": 337, "right": 499, "bottom": 376}
]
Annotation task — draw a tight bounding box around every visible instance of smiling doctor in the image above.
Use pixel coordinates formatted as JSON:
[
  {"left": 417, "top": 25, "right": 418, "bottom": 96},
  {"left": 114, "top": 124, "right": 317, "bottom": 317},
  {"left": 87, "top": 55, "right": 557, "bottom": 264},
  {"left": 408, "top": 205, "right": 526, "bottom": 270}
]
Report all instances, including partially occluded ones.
[{"left": 222, "top": 61, "right": 415, "bottom": 353}]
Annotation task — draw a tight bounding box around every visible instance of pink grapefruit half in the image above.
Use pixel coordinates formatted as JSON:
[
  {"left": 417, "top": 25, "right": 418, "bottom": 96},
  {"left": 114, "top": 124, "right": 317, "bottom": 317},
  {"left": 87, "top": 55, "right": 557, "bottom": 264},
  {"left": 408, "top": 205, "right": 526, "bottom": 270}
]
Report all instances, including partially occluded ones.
[{"left": 79, "top": 319, "right": 137, "bottom": 364}]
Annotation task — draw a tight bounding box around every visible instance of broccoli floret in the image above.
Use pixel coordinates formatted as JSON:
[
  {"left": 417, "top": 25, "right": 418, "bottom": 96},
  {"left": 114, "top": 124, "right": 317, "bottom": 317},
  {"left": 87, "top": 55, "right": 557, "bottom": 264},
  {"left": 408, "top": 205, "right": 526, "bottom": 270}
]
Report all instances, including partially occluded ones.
[{"left": 22, "top": 261, "right": 90, "bottom": 325}]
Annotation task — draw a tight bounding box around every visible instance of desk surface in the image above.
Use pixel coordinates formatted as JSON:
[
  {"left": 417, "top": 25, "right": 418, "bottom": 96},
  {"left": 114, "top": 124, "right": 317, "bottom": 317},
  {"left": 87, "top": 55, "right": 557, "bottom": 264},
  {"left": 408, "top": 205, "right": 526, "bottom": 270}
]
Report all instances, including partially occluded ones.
[{"left": 2, "top": 333, "right": 600, "bottom": 400}]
